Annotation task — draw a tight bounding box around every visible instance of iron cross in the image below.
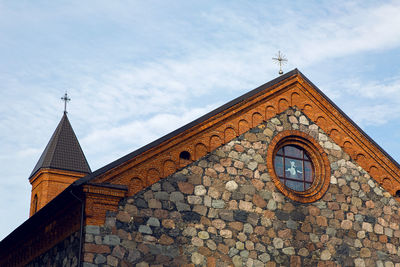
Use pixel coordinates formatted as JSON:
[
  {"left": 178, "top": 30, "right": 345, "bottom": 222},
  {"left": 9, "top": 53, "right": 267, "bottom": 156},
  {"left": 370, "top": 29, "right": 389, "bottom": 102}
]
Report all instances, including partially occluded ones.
[
  {"left": 272, "top": 51, "right": 288, "bottom": 75},
  {"left": 61, "top": 92, "right": 71, "bottom": 114}
]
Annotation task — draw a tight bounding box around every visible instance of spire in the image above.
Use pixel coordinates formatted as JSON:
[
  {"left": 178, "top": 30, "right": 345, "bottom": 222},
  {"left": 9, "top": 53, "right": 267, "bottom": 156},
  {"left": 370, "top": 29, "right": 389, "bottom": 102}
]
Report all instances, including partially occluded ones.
[
  {"left": 272, "top": 51, "right": 288, "bottom": 75},
  {"left": 61, "top": 92, "right": 71, "bottom": 114},
  {"left": 29, "top": 113, "right": 91, "bottom": 179}
]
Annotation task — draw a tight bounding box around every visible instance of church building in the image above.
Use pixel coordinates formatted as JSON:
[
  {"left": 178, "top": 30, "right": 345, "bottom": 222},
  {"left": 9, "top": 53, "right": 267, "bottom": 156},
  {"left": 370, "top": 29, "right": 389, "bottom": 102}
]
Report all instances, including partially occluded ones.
[{"left": 1, "top": 69, "right": 400, "bottom": 266}]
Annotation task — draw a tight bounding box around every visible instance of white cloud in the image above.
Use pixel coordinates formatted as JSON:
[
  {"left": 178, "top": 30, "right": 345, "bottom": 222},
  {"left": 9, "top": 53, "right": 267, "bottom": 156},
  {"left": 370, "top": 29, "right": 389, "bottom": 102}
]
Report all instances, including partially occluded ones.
[
  {"left": 82, "top": 103, "right": 220, "bottom": 170},
  {"left": 322, "top": 75, "right": 400, "bottom": 126},
  {"left": 345, "top": 77, "right": 400, "bottom": 99}
]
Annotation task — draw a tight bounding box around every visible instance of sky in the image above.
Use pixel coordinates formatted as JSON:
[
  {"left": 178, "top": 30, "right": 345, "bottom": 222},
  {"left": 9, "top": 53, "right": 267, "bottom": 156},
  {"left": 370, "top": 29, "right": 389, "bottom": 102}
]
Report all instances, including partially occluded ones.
[{"left": 1, "top": 0, "right": 400, "bottom": 240}]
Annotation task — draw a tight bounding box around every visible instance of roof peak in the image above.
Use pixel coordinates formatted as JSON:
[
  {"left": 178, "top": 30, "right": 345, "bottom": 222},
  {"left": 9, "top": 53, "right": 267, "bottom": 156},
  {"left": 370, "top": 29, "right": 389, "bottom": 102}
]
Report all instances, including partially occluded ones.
[{"left": 29, "top": 113, "right": 91, "bottom": 179}]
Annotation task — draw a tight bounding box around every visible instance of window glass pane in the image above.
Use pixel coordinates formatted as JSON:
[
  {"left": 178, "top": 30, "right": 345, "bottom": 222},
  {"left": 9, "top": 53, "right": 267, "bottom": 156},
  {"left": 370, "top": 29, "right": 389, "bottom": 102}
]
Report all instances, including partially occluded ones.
[
  {"left": 277, "top": 148, "right": 284, "bottom": 156},
  {"left": 286, "top": 180, "right": 304, "bottom": 191},
  {"left": 285, "top": 145, "right": 303, "bottom": 158},
  {"left": 274, "top": 156, "right": 284, "bottom": 177},
  {"left": 304, "top": 161, "right": 313, "bottom": 182},
  {"left": 284, "top": 158, "right": 303, "bottom": 180},
  {"left": 305, "top": 182, "right": 311, "bottom": 190},
  {"left": 304, "top": 153, "right": 310, "bottom": 160}
]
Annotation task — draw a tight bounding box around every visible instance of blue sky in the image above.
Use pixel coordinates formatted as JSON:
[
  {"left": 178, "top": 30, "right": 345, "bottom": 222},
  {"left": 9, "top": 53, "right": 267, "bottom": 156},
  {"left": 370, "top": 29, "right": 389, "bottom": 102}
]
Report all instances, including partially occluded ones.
[{"left": 1, "top": 0, "right": 400, "bottom": 240}]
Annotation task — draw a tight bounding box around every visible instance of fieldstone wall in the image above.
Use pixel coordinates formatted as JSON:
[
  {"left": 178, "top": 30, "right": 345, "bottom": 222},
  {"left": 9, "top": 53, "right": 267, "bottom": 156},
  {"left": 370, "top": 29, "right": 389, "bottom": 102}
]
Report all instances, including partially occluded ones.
[
  {"left": 82, "top": 107, "right": 400, "bottom": 267},
  {"left": 27, "top": 231, "right": 80, "bottom": 267}
]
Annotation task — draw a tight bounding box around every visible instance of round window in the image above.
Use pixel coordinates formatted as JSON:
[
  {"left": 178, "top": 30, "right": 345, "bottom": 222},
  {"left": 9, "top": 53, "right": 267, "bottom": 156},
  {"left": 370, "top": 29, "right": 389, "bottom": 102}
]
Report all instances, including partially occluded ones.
[{"left": 267, "top": 130, "right": 331, "bottom": 203}]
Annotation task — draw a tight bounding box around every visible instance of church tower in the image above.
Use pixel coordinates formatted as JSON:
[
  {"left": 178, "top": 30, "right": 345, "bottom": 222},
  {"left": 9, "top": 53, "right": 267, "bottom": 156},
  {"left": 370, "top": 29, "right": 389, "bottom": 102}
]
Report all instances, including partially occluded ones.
[{"left": 29, "top": 110, "right": 91, "bottom": 216}]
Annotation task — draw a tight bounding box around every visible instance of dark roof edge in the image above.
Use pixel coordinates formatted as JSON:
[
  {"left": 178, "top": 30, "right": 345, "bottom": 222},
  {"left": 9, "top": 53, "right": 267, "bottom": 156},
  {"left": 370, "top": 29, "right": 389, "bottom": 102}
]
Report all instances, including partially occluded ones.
[
  {"left": 86, "top": 182, "right": 128, "bottom": 190},
  {"left": 75, "top": 69, "right": 300, "bottom": 186},
  {"left": 296, "top": 70, "right": 400, "bottom": 171}
]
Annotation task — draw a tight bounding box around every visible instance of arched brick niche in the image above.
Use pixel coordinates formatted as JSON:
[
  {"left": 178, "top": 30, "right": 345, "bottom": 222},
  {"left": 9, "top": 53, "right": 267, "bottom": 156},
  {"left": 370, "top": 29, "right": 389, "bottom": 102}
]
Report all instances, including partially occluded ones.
[{"left": 267, "top": 130, "right": 331, "bottom": 203}]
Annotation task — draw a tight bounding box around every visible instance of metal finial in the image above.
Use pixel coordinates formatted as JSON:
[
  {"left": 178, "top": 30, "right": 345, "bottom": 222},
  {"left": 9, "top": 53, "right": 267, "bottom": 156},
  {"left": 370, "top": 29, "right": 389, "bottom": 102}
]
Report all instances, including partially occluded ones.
[
  {"left": 272, "top": 51, "right": 288, "bottom": 75},
  {"left": 61, "top": 92, "right": 71, "bottom": 114}
]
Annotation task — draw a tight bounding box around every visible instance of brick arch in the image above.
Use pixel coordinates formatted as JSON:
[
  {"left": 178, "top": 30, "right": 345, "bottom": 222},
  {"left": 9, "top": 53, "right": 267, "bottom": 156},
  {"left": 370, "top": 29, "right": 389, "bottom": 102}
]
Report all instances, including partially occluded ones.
[
  {"left": 30, "top": 193, "right": 39, "bottom": 216},
  {"left": 369, "top": 166, "right": 379, "bottom": 181},
  {"left": 356, "top": 153, "right": 367, "bottom": 166},
  {"left": 178, "top": 147, "right": 193, "bottom": 168},
  {"left": 265, "top": 105, "right": 276, "bottom": 120},
  {"left": 238, "top": 119, "right": 249, "bottom": 135},
  {"left": 343, "top": 142, "right": 359, "bottom": 158},
  {"left": 178, "top": 147, "right": 194, "bottom": 159},
  {"left": 163, "top": 160, "right": 176, "bottom": 177},
  {"left": 391, "top": 180, "right": 400, "bottom": 197},
  {"left": 252, "top": 112, "right": 264, "bottom": 127},
  {"left": 342, "top": 140, "right": 352, "bottom": 150},
  {"left": 382, "top": 178, "right": 393, "bottom": 193},
  {"left": 147, "top": 168, "right": 160, "bottom": 186},
  {"left": 341, "top": 141, "right": 354, "bottom": 158},
  {"left": 291, "top": 92, "right": 301, "bottom": 106},
  {"left": 329, "top": 129, "right": 340, "bottom": 141},
  {"left": 356, "top": 153, "right": 366, "bottom": 161},
  {"left": 302, "top": 104, "right": 313, "bottom": 113},
  {"left": 210, "top": 135, "right": 222, "bottom": 151},
  {"left": 195, "top": 142, "right": 208, "bottom": 160},
  {"left": 315, "top": 116, "right": 326, "bottom": 126},
  {"left": 278, "top": 98, "right": 289, "bottom": 113},
  {"left": 224, "top": 127, "right": 237, "bottom": 143},
  {"left": 128, "top": 177, "right": 144, "bottom": 195}
]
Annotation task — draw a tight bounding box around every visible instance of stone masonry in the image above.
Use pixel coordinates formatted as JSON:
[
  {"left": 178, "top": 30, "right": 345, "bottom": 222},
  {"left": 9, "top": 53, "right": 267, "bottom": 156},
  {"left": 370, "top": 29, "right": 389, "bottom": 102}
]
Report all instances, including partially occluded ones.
[{"left": 82, "top": 107, "right": 400, "bottom": 266}]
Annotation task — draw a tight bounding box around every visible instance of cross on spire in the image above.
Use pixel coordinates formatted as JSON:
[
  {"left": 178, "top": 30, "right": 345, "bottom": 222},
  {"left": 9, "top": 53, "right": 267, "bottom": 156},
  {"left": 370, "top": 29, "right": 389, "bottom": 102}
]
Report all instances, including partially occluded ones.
[
  {"left": 272, "top": 51, "right": 288, "bottom": 75},
  {"left": 61, "top": 92, "right": 71, "bottom": 114}
]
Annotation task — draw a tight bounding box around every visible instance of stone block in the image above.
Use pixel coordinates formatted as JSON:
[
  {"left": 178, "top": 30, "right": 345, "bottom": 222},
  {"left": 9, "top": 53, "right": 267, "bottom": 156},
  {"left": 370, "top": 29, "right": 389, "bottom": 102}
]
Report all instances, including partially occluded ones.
[
  {"left": 84, "top": 243, "right": 111, "bottom": 254},
  {"left": 94, "top": 254, "right": 106, "bottom": 264},
  {"left": 85, "top": 225, "right": 100, "bottom": 235}
]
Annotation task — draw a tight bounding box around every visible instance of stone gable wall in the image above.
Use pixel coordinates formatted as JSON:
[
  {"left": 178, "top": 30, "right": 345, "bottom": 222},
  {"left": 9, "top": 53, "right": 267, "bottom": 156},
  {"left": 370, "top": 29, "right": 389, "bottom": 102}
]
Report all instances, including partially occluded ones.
[
  {"left": 26, "top": 231, "right": 80, "bottom": 267},
  {"left": 82, "top": 107, "right": 400, "bottom": 267}
]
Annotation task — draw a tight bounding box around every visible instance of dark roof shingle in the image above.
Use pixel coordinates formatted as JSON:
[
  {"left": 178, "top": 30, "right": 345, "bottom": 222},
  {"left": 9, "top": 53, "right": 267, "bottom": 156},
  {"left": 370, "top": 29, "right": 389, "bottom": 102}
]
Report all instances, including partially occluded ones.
[{"left": 29, "top": 113, "right": 91, "bottom": 179}]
